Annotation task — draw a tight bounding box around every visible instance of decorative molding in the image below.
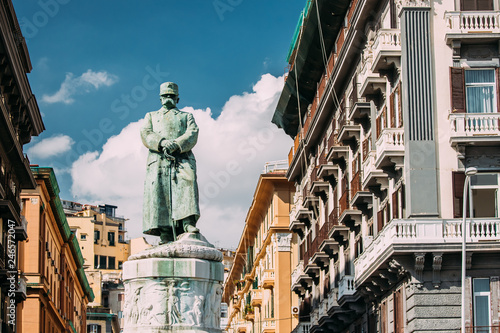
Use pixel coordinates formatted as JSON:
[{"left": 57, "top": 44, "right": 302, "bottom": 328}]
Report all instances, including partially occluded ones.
[
  {"left": 414, "top": 253, "right": 425, "bottom": 287},
  {"left": 273, "top": 232, "right": 292, "bottom": 252},
  {"left": 432, "top": 252, "right": 443, "bottom": 288}
]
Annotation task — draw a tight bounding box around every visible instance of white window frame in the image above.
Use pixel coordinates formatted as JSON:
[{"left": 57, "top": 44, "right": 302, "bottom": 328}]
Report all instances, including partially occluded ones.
[{"left": 465, "top": 68, "right": 497, "bottom": 114}]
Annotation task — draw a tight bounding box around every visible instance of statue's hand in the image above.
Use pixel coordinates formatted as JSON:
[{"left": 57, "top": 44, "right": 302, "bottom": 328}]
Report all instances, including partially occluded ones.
[{"left": 161, "top": 140, "right": 179, "bottom": 154}]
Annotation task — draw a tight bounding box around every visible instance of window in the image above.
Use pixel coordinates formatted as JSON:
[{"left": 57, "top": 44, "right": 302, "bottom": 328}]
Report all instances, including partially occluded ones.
[
  {"left": 471, "top": 173, "right": 499, "bottom": 218},
  {"left": 465, "top": 69, "right": 496, "bottom": 114},
  {"left": 118, "top": 261, "right": 123, "bottom": 269},
  {"left": 454, "top": 172, "right": 499, "bottom": 218},
  {"left": 80, "top": 234, "right": 87, "bottom": 240},
  {"left": 94, "top": 230, "right": 100, "bottom": 244},
  {"left": 108, "top": 232, "right": 115, "bottom": 246},
  {"left": 87, "top": 324, "right": 101, "bottom": 333},
  {"left": 461, "top": 0, "right": 493, "bottom": 11},
  {"left": 108, "top": 257, "right": 115, "bottom": 269},
  {"left": 118, "top": 234, "right": 124, "bottom": 243},
  {"left": 94, "top": 255, "right": 99, "bottom": 269},
  {"left": 473, "top": 278, "right": 491, "bottom": 331},
  {"left": 99, "top": 256, "right": 107, "bottom": 269}
]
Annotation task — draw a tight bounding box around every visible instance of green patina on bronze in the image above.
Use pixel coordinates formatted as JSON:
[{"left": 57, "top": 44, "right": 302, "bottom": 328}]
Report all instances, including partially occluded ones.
[{"left": 140, "top": 82, "right": 200, "bottom": 244}]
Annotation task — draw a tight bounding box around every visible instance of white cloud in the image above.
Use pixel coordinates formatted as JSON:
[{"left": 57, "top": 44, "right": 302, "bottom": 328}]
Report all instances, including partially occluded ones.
[
  {"left": 69, "top": 74, "right": 292, "bottom": 248},
  {"left": 27, "top": 134, "right": 74, "bottom": 159},
  {"left": 42, "top": 69, "right": 118, "bottom": 104}
]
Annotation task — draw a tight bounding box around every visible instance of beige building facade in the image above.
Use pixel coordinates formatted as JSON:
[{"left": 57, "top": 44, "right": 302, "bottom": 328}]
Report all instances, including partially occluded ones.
[
  {"left": 19, "top": 167, "right": 93, "bottom": 333},
  {"left": 223, "top": 165, "right": 298, "bottom": 333},
  {"left": 272, "top": 0, "right": 500, "bottom": 332},
  {"left": 65, "top": 202, "right": 149, "bottom": 332}
]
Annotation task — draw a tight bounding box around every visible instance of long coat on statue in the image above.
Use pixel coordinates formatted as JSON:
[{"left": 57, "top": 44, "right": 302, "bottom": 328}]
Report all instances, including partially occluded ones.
[{"left": 140, "top": 107, "right": 200, "bottom": 236}]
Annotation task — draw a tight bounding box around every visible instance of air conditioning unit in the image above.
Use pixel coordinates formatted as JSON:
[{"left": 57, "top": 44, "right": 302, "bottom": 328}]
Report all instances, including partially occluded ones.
[{"left": 291, "top": 306, "right": 299, "bottom": 316}]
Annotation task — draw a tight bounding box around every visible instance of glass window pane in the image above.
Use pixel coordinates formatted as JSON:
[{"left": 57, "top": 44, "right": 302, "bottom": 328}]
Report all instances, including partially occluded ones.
[
  {"left": 474, "top": 278, "right": 490, "bottom": 292},
  {"left": 471, "top": 174, "right": 498, "bottom": 186},
  {"left": 466, "top": 86, "right": 495, "bottom": 113},
  {"left": 474, "top": 295, "right": 490, "bottom": 327},
  {"left": 466, "top": 70, "right": 495, "bottom": 84}
]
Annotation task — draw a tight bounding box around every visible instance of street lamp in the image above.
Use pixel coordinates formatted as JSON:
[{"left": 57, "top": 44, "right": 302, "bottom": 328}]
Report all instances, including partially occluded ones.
[{"left": 461, "top": 166, "right": 477, "bottom": 333}]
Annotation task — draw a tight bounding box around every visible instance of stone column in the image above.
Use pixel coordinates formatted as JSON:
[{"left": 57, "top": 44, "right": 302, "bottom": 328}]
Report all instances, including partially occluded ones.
[{"left": 122, "top": 233, "right": 224, "bottom": 333}]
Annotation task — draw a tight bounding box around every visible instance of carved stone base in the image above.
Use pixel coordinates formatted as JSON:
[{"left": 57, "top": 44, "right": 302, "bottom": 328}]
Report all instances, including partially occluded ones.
[{"left": 123, "top": 233, "right": 224, "bottom": 333}]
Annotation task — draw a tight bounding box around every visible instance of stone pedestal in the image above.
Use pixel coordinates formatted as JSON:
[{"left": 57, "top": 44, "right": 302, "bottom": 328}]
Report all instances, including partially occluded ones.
[{"left": 123, "top": 233, "right": 224, "bottom": 333}]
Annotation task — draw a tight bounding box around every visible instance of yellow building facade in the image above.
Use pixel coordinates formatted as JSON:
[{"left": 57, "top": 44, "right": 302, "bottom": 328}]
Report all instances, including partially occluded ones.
[
  {"left": 19, "top": 167, "right": 93, "bottom": 333},
  {"left": 66, "top": 204, "right": 131, "bottom": 332},
  {"left": 223, "top": 167, "right": 299, "bottom": 333}
]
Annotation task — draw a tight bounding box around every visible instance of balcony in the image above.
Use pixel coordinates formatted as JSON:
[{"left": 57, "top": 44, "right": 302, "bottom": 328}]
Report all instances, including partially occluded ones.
[
  {"left": 358, "top": 61, "right": 386, "bottom": 98},
  {"left": 15, "top": 274, "right": 27, "bottom": 302},
  {"left": 361, "top": 151, "right": 388, "bottom": 193},
  {"left": 449, "top": 112, "right": 500, "bottom": 147},
  {"left": 236, "top": 319, "right": 247, "bottom": 333},
  {"left": 14, "top": 216, "right": 28, "bottom": 241},
  {"left": 445, "top": 11, "right": 500, "bottom": 43},
  {"left": 291, "top": 322, "right": 311, "bottom": 333},
  {"left": 355, "top": 218, "right": 500, "bottom": 285},
  {"left": 338, "top": 122, "right": 361, "bottom": 145},
  {"left": 262, "top": 270, "right": 275, "bottom": 289},
  {"left": 291, "top": 262, "right": 313, "bottom": 296},
  {"left": 350, "top": 171, "right": 372, "bottom": 210},
  {"left": 349, "top": 101, "right": 371, "bottom": 125},
  {"left": 374, "top": 128, "right": 404, "bottom": 170},
  {"left": 371, "top": 29, "right": 401, "bottom": 73},
  {"left": 338, "top": 275, "right": 356, "bottom": 301},
  {"left": 262, "top": 319, "right": 276, "bottom": 333},
  {"left": 328, "top": 225, "right": 350, "bottom": 245},
  {"left": 317, "top": 163, "right": 338, "bottom": 182},
  {"left": 251, "top": 289, "right": 262, "bottom": 307}
]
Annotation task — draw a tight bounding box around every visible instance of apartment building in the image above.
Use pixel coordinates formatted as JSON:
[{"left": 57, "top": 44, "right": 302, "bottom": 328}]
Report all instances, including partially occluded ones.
[
  {"left": 272, "top": 0, "right": 500, "bottom": 332},
  {"left": 223, "top": 162, "right": 298, "bottom": 333},
  {"left": 0, "top": 1, "right": 45, "bottom": 332},
  {"left": 66, "top": 202, "right": 131, "bottom": 333},
  {"left": 19, "top": 167, "right": 93, "bottom": 333}
]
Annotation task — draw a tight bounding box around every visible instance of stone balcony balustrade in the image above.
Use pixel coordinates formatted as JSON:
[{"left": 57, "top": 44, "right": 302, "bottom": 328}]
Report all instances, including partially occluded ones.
[
  {"left": 338, "top": 275, "right": 356, "bottom": 301},
  {"left": 374, "top": 128, "right": 404, "bottom": 170},
  {"left": 445, "top": 11, "right": 500, "bottom": 43},
  {"left": 361, "top": 150, "right": 388, "bottom": 194},
  {"left": 449, "top": 112, "right": 500, "bottom": 147},
  {"left": 355, "top": 218, "right": 500, "bottom": 285},
  {"left": 262, "top": 270, "right": 275, "bottom": 289},
  {"left": 262, "top": 319, "right": 276, "bottom": 333},
  {"left": 251, "top": 289, "right": 262, "bottom": 307},
  {"left": 291, "top": 322, "right": 311, "bottom": 333},
  {"left": 371, "top": 28, "right": 401, "bottom": 73}
]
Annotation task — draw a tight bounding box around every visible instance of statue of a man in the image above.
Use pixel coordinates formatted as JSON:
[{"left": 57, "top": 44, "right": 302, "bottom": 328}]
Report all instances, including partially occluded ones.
[{"left": 140, "top": 82, "right": 200, "bottom": 244}]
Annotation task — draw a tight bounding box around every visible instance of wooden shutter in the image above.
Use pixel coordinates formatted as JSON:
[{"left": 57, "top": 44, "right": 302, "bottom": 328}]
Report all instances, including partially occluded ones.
[
  {"left": 496, "top": 67, "right": 500, "bottom": 113},
  {"left": 450, "top": 67, "right": 466, "bottom": 113},
  {"left": 376, "top": 113, "right": 382, "bottom": 138},
  {"left": 394, "top": 289, "right": 404, "bottom": 333},
  {"left": 453, "top": 171, "right": 466, "bottom": 218},
  {"left": 392, "top": 189, "right": 399, "bottom": 219},
  {"left": 377, "top": 209, "right": 384, "bottom": 232},
  {"left": 397, "top": 83, "right": 403, "bottom": 127},
  {"left": 380, "top": 300, "right": 388, "bottom": 333},
  {"left": 390, "top": 90, "right": 396, "bottom": 128}
]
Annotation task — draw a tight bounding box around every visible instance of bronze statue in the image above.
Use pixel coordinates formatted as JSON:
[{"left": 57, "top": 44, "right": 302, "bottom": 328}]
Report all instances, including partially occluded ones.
[{"left": 140, "top": 82, "right": 200, "bottom": 244}]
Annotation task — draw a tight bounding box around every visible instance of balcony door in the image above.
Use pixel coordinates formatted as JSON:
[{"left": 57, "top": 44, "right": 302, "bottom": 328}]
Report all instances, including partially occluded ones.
[
  {"left": 461, "top": 0, "right": 493, "bottom": 11},
  {"left": 471, "top": 173, "right": 499, "bottom": 218}
]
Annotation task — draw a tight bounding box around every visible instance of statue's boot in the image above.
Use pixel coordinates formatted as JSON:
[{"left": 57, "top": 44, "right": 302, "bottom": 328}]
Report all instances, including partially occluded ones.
[{"left": 182, "top": 216, "right": 199, "bottom": 233}]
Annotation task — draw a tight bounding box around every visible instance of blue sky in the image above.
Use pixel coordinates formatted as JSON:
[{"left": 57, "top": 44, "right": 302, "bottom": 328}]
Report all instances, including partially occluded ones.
[{"left": 15, "top": 0, "right": 303, "bottom": 247}]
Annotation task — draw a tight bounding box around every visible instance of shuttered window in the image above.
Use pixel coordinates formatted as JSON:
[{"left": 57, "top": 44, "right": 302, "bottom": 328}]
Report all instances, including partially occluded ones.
[
  {"left": 394, "top": 288, "right": 405, "bottom": 333},
  {"left": 451, "top": 67, "right": 500, "bottom": 114}
]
